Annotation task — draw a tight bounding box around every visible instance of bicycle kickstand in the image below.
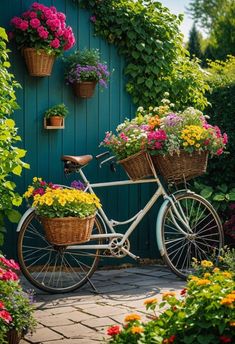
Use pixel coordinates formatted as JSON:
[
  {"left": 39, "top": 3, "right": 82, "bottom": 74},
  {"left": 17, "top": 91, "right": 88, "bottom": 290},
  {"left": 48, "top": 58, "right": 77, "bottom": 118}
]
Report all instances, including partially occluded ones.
[{"left": 86, "top": 276, "right": 100, "bottom": 294}]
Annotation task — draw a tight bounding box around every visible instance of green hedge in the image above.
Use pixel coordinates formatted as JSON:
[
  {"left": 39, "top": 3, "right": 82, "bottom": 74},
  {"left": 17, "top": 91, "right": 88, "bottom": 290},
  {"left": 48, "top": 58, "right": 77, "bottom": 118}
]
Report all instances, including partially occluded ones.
[{"left": 203, "top": 83, "right": 235, "bottom": 187}]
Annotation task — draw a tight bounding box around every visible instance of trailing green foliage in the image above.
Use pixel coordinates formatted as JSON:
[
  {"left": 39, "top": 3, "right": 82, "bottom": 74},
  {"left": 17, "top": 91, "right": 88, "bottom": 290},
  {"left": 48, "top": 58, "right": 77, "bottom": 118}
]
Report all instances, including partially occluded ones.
[
  {"left": 72, "top": 0, "right": 209, "bottom": 110},
  {"left": 0, "top": 27, "right": 29, "bottom": 245}
]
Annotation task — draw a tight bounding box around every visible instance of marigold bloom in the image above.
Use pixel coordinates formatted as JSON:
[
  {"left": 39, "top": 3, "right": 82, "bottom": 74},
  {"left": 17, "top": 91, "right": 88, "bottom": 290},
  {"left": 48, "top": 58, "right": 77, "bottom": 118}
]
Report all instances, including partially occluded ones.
[
  {"left": 131, "top": 326, "right": 144, "bottom": 334},
  {"left": 196, "top": 279, "right": 211, "bottom": 286},
  {"left": 162, "top": 291, "right": 176, "bottom": 300},
  {"left": 213, "top": 267, "right": 220, "bottom": 273},
  {"left": 203, "top": 273, "right": 211, "bottom": 278},
  {"left": 201, "top": 260, "right": 213, "bottom": 268},
  {"left": 229, "top": 321, "right": 235, "bottom": 327},
  {"left": 124, "top": 313, "right": 141, "bottom": 322},
  {"left": 144, "top": 298, "right": 158, "bottom": 305},
  {"left": 222, "top": 272, "right": 232, "bottom": 279},
  {"left": 220, "top": 297, "right": 234, "bottom": 306}
]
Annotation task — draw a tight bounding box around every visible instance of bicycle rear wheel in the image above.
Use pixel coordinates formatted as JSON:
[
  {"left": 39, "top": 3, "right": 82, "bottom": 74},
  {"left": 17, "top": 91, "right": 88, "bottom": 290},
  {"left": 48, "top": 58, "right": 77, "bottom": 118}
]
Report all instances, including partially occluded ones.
[
  {"left": 17, "top": 211, "right": 105, "bottom": 293},
  {"left": 160, "top": 192, "right": 224, "bottom": 279}
]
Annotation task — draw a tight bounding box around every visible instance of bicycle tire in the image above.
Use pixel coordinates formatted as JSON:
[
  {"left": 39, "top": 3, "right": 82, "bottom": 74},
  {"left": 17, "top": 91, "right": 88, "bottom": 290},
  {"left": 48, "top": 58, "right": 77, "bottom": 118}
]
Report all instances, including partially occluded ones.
[
  {"left": 17, "top": 210, "right": 105, "bottom": 293},
  {"left": 159, "top": 192, "right": 224, "bottom": 279}
]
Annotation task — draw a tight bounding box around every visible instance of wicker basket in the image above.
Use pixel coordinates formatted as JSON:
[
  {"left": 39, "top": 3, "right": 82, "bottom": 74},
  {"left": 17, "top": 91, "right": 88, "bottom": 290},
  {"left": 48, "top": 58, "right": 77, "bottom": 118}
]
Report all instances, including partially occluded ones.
[
  {"left": 40, "top": 215, "right": 96, "bottom": 246},
  {"left": 118, "top": 151, "right": 154, "bottom": 180},
  {"left": 72, "top": 81, "right": 97, "bottom": 98},
  {"left": 23, "top": 48, "right": 55, "bottom": 77},
  {"left": 151, "top": 150, "right": 208, "bottom": 184}
]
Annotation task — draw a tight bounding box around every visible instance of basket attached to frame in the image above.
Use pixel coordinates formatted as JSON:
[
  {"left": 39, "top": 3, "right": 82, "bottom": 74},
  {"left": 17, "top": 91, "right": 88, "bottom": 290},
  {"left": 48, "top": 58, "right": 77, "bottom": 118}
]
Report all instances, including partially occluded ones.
[
  {"left": 40, "top": 215, "right": 96, "bottom": 246},
  {"left": 118, "top": 151, "right": 154, "bottom": 181},
  {"left": 151, "top": 150, "right": 208, "bottom": 184}
]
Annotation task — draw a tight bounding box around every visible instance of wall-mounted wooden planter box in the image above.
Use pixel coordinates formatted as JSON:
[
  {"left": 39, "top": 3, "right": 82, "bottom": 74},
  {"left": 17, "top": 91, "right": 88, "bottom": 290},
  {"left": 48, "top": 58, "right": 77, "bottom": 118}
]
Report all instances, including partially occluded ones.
[{"left": 43, "top": 118, "right": 65, "bottom": 129}]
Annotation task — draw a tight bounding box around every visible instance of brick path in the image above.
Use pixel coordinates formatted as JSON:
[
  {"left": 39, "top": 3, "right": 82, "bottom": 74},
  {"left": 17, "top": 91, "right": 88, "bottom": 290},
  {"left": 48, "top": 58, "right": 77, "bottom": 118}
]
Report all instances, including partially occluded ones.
[{"left": 21, "top": 265, "right": 185, "bottom": 344}]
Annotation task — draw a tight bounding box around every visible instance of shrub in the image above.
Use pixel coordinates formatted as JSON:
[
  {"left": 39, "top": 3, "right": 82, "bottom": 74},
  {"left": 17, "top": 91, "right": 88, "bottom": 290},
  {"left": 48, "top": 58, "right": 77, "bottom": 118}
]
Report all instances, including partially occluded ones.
[{"left": 0, "top": 28, "right": 29, "bottom": 245}]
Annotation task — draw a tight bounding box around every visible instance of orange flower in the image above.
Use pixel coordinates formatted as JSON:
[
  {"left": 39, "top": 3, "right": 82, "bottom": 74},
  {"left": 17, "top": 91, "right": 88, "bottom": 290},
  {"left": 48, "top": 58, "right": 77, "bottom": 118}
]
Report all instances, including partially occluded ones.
[
  {"left": 148, "top": 115, "right": 160, "bottom": 129},
  {"left": 229, "top": 321, "right": 235, "bottom": 327},
  {"left": 144, "top": 298, "right": 158, "bottom": 305},
  {"left": 196, "top": 279, "right": 211, "bottom": 286},
  {"left": 220, "top": 297, "right": 234, "bottom": 306},
  {"left": 124, "top": 313, "right": 141, "bottom": 322},
  {"left": 213, "top": 267, "right": 220, "bottom": 273},
  {"left": 162, "top": 291, "right": 176, "bottom": 300},
  {"left": 190, "top": 276, "right": 199, "bottom": 282},
  {"left": 222, "top": 272, "right": 232, "bottom": 279},
  {"left": 131, "top": 326, "right": 144, "bottom": 334}
]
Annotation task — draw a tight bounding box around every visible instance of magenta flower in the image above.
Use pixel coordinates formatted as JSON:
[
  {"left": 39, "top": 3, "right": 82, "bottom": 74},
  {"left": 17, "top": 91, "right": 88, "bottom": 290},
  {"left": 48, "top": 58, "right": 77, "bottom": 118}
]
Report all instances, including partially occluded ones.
[
  {"left": 50, "top": 38, "right": 60, "bottom": 49},
  {"left": 216, "top": 148, "right": 223, "bottom": 156},
  {"left": 90, "top": 15, "right": 97, "bottom": 23},
  {"left": 19, "top": 20, "right": 29, "bottom": 31},
  {"left": 30, "top": 18, "right": 41, "bottom": 29}
]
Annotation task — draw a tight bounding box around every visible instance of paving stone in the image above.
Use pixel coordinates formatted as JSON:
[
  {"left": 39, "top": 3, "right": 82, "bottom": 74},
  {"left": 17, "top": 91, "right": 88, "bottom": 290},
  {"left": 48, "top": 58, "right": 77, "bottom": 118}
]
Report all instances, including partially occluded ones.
[
  {"left": 25, "top": 327, "right": 63, "bottom": 342},
  {"left": 43, "top": 340, "right": 99, "bottom": 344},
  {"left": 79, "top": 305, "right": 129, "bottom": 317},
  {"left": 67, "top": 311, "right": 96, "bottom": 323},
  {"left": 38, "top": 314, "right": 75, "bottom": 327},
  {"left": 81, "top": 316, "right": 118, "bottom": 328},
  {"left": 53, "top": 323, "right": 95, "bottom": 338}
]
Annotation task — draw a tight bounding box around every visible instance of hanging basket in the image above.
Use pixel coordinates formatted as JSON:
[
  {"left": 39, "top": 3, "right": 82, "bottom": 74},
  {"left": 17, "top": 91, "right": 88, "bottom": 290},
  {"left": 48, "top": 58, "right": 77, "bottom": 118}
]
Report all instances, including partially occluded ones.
[
  {"left": 72, "top": 81, "right": 97, "bottom": 98},
  {"left": 23, "top": 48, "right": 55, "bottom": 77},
  {"left": 6, "top": 329, "right": 21, "bottom": 344},
  {"left": 40, "top": 215, "right": 96, "bottom": 246},
  {"left": 118, "top": 151, "right": 154, "bottom": 181},
  {"left": 151, "top": 150, "right": 208, "bottom": 184}
]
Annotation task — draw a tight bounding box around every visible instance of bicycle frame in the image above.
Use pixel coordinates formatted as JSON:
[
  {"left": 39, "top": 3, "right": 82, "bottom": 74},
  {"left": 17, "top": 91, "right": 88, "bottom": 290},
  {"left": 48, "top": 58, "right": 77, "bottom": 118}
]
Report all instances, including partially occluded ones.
[{"left": 66, "top": 168, "right": 192, "bottom": 259}]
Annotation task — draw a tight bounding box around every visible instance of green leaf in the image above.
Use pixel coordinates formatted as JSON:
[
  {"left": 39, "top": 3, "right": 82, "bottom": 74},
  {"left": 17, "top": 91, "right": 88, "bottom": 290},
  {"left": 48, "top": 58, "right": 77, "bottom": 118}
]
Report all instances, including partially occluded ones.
[
  {"left": 12, "top": 165, "right": 22, "bottom": 176},
  {"left": 200, "top": 187, "right": 213, "bottom": 199},
  {"left": 213, "top": 194, "right": 225, "bottom": 201},
  {"left": 145, "top": 79, "right": 153, "bottom": 89},
  {"left": 132, "top": 51, "right": 140, "bottom": 59},
  {"left": 3, "top": 181, "right": 15, "bottom": 190},
  {"left": 0, "top": 27, "right": 8, "bottom": 41},
  {"left": 217, "top": 184, "right": 228, "bottom": 193},
  {"left": 228, "top": 192, "right": 235, "bottom": 201},
  {"left": 12, "top": 195, "right": 22, "bottom": 207},
  {"left": 5, "top": 209, "right": 21, "bottom": 223}
]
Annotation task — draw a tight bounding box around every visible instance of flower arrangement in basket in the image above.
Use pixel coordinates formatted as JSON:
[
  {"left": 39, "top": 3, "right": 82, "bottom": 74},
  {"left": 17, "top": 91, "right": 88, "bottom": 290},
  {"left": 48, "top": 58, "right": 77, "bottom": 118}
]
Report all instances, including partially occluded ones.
[
  {"left": 9, "top": 2, "right": 75, "bottom": 76},
  {"left": 106, "top": 259, "right": 235, "bottom": 344},
  {"left": 0, "top": 256, "right": 36, "bottom": 344},
  {"left": 24, "top": 177, "right": 101, "bottom": 245},
  {"left": 101, "top": 93, "right": 228, "bottom": 183},
  {"left": 64, "top": 48, "right": 110, "bottom": 98}
]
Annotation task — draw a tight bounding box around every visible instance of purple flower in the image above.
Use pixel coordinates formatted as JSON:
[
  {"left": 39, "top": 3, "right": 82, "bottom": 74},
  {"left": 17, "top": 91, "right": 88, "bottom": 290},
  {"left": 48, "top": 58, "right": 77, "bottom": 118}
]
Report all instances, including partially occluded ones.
[
  {"left": 164, "top": 113, "right": 182, "bottom": 127},
  {"left": 90, "top": 15, "right": 96, "bottom": 23},
  {"left": 71, "top": 180, "right": 85, "bottom": 190}
]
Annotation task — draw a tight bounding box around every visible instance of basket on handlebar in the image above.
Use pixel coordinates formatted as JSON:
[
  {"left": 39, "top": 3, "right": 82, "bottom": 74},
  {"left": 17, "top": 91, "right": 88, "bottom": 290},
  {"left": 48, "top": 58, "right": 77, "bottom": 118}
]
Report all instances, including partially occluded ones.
[
  {"left": 151, "top": 150, "right": 208, "bottom": 184},
  {"left": 118, "top": 151, "right": 155, "bottom": 181}
]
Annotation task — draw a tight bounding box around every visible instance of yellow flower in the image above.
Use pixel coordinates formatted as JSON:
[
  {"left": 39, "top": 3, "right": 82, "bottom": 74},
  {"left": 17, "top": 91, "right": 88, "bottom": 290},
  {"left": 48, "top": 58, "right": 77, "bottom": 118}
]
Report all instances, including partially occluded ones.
[
  {"left": 201, "top": 260, "right": 213, "bottom": 268},
  {"left": 213, "top": 268, "right": 220, "bottom": 273},
  {"left": 190, "top": 276, "right": 199, "bottom": 282},
  {"left": 218, "top": 256, "right": 224, "bottom": 262},
  {"left": 204, "top": 273, "right": 211, "bottom": 278},
  {"left": 162, "top": 291, "right": 176, "bottom": 300},
  {"left": 131, "top": 326, "right": 144, "bottom": 334},
  {"left": 144, "top": 298, "right": 158, "bottom": 305},
  {"left": 196, "top": 279, "right": 211, "bottom": 286},
  {"left": 33, "top": 177, "right": 38, "bottom": 182},
  {"left": 124, "top": 314, "right": 141, "bottom": 322},
  {"left": 222, "top": 272, "right": 232, "bottom": 279}
]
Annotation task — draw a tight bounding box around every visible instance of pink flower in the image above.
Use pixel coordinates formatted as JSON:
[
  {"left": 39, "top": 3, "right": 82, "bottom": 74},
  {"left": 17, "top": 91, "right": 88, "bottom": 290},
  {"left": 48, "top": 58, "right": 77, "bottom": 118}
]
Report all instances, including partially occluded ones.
[
  {"left": 55, "top": 29, "right": 65, "bottom": 37},
  {"left": 204, "top": 139, "right": 210, "bottom": 146},
  {"left": 90, "top": 15, "right": 96, "bottom": 23},
  {"left": 216, "top": 148, "right": 223, "bottom": 156},
  {"left": 50, "top": 6, "right": 57, "bottom": 13},
  {"left": 46, "top": 19, "right": 61, "bottom": 31},
  {"left": 57, "top": 12, "right": 66, "bottom": 22},
  {"left": 29, "top": 11, "right": 37, "bottom": 19},
  {"left": 63, "top": 27, "right": 73, "bottom": 39},
  {"left": 0, "top": 257, "right": 20, "bottom": 270},
  {"left": 10, "top": 16, "right": 22, "bottom": 27},
  {"left": 37, "top": 26, "right": 49, "bottom": 39},
  {"left": 0, "top": 310, "right": 12, "bottom": 324},
  {"left": 33, "top": 188, "right": 45, "bottom": 196},
  {"left": 120, "top": 132, "right": 128, "bottom": 142},
  {"left": 19, "top": 20, "right": 29, "bottom": 31},
  {"left": 0, "top": 301, "right": 5, "bottom": 309},
  {"left": 43, "top": 9, "right": 54, "bottom": 20},
  {"left": 50, "top": 38, "right": 60, "bottom": 49},
  {"left": 32, "top": 2, "right": 46, "bottom": 11},
  {"left": 154, "top": 142, "right": 162, "bottom": 149},
  {"left": 30, "top": 18, "right": 41, "bottom": 29},
  {"left": 223, "top": 133, "right": 228, "bottom": 145}
]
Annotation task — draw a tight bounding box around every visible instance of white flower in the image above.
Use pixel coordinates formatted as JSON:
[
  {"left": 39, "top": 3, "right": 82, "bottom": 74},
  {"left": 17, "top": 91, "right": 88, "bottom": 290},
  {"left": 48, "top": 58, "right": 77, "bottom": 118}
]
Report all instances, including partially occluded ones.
[
  {"left": 163, "top": 92, "right": 169, "bottom": 97},
  {"left": 137, "top": 106, "right": 144, "bottom": 112},
  {"left": 153, "top": 107, "right": 158, "bottom": 112}
]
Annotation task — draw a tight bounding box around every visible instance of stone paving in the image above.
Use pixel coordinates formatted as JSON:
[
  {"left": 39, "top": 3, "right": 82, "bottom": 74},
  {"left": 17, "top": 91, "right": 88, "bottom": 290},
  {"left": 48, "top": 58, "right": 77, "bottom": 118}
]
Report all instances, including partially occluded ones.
[{"left": 21, "top": 265, "right": 186, "bottom": 344}]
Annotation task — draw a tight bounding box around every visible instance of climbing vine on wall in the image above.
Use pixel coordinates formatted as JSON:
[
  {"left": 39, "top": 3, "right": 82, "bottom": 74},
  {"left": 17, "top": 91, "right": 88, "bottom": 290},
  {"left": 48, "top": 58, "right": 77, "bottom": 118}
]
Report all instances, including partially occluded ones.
[{"left": 72, "top": 0, "right": 209, "bottom": 110}]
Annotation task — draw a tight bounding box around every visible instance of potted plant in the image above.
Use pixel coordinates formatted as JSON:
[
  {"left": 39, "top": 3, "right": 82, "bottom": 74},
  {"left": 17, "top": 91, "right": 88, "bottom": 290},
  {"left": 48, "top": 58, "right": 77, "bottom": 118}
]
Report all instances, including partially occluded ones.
[
  {"left": 64, "top": 48, "right": 110, "bottom": 98},
  {"left": 9, "top": 2, "right": 75, "bottom": 76},
  {"left": 100, "top": 94, "right": 227, "bottom": 182},
  {"left": 0, "top": 256, "right": 36, "bottom": 344},
  {"left": 44, "top": 103, "right": 68, "bottom": 128},
  {"left": 24, "top": 177, "right": 101, "bottom": 245}
]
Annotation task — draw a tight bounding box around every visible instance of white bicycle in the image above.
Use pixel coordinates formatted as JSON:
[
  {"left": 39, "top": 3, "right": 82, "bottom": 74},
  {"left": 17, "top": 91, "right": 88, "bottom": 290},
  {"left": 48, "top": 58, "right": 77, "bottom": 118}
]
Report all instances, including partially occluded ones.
[{"left": 17, "top": 152, "right": 224, "bottom": 293}]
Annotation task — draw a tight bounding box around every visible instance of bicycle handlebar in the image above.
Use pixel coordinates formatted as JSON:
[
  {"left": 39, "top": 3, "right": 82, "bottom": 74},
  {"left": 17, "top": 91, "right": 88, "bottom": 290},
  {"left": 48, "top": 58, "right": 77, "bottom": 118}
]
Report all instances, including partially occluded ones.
[{"left": 95, "top": 151, "right": 110, "bottom": 160}]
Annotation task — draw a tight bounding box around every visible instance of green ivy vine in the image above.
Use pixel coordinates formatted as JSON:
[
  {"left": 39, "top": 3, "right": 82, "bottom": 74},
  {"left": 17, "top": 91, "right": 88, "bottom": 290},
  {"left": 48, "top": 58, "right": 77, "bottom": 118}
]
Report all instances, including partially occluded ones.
[{"left": 73, "top": 0, "right": 209, "bottom": 110}]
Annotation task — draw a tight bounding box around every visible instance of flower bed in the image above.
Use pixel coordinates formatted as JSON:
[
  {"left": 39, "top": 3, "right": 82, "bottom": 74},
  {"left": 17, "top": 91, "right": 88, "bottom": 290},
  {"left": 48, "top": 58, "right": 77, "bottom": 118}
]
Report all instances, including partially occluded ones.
[
  {"left": 0, "top": 256, "right": 36, "bottom": 343},
  {"left": 107, "top": 259, "right": 235, "bottom": 344}
]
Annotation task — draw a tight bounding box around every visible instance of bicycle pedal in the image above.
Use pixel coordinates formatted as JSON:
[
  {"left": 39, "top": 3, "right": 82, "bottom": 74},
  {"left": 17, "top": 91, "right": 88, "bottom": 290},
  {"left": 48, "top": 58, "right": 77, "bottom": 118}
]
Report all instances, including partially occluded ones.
[{"left": 103, "top": 249, "right": 112, "bottom": 256}]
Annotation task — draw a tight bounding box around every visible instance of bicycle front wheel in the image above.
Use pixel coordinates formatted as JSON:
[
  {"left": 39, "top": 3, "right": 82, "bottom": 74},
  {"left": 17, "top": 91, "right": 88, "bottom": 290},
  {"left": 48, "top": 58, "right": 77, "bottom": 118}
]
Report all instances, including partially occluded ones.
[
  {"left": 160, "top": 192, "right": 224, "bottom": 279},
  {"left": 17, "top": 211, "right": 105, "bottom": 293}
]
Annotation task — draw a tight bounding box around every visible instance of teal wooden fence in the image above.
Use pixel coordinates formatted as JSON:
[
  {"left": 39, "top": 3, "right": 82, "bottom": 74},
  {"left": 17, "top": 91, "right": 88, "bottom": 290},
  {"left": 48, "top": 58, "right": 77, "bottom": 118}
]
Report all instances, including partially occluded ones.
[{"left": 0, "top": 0, "right": 161, "bottom": 262}]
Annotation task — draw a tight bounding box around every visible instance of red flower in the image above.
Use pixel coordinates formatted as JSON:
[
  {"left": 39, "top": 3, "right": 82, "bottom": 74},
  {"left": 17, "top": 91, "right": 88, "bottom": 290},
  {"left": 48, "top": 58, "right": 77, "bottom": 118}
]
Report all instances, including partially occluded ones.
[
  {"left": 0, "top": 301, "right": 5, "bottom": 309},
  {"left": 220, "top": 336, "right": 232, "bottom": 343},
  {"left": 163, "top": 335, "right": 176, "bottom": 344},
  {"left": 180, "top": 288, "right": 187, "bottom": 296},
  {"left": 107, "top": 325, "right": 121, "bottom": 336},
  {"left": 2, "top": 270, "right": 19, "bottom": 281},
  {"left": 0, "top": 310, "right": 12, "bottom": 324}
]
